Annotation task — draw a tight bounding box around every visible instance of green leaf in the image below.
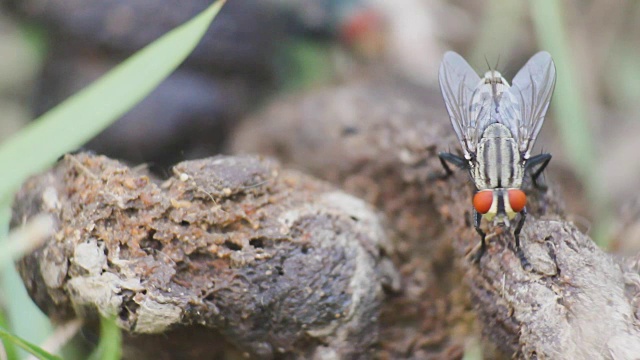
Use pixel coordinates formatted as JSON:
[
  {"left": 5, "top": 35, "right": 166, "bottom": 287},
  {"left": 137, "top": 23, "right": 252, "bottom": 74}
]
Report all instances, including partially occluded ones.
[
  {"left": 0, "top": 327, "right": 62, "bottom": 360},
  {"left": 88, "top": 317, "right": 122, "bottom": 360},
  {"left": 0, "top": 0, "right": 226, "bottom": 204},
  {"left": 0, "top": 310, "right": 19, "bottom": 360}
]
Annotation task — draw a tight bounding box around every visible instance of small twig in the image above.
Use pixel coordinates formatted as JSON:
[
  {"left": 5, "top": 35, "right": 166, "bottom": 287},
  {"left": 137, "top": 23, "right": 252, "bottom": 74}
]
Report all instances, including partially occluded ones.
[
  {"left": 25, "top": 319, "right": 83, "bottom": 360},
  {"left": 65, "top": 154, "right": 98, "bottom": 180},
  {"left": 0, "top": 341, "right": 7, "bottom": 360},
  {"left": 0, "top": 214, "right": 55, "bottom": 266}
]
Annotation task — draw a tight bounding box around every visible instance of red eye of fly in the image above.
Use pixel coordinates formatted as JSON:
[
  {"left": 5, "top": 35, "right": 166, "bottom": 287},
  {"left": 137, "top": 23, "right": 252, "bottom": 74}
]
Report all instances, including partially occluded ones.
[
  {"left": 473, "top": 190, "right": 493, "bottom": 214},
  {"left": 508, "top": 189, "right": 527, "bottom": 213}
]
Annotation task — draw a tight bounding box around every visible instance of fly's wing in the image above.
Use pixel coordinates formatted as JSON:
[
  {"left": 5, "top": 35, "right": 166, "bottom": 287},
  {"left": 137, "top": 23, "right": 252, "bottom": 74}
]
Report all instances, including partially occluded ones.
[
  {"left": 438, "top": 51, "right": 486, "bottom": 159},
  {"left": 500, "top": 51, "right": 556, "bottom": 159}
]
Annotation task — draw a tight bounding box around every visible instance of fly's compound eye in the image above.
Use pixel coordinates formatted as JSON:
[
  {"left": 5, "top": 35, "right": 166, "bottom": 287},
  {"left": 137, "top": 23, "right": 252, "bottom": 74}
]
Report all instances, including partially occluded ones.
[
  {"left": 508, "top": 189, "right": 527, "bottom": 213},
  {"left": 473, "top": 190, "right": 493, "bottom": 214}
]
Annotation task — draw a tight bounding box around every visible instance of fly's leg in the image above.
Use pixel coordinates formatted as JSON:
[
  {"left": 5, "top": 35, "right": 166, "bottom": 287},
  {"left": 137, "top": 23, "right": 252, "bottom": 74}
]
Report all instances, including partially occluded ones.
[
  {"left": 514, "top": 207, "right": 531, "bottom": 270},
  {"left": 525, "top": 153, "right": 552, "bottom": 190},
  {"left": 472, "top": 210, "right": 487, "bottom": 264},
  {"left": 439, "top": 152, "right": 468, "bottom": 178}
]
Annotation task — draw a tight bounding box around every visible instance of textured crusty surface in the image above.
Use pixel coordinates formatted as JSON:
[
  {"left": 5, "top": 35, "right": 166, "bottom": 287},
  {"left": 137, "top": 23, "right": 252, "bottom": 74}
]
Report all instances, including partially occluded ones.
[
  {"left": 232, "top": 76, "right": 476, "bottom": 358},
  {"left": 230, "top": 76, "right": 640, "bottom": 359},
  {"left": 470, "top": 219, "right": 640, "bottom": 359},
  {"left": 12, "top": 153, "right": 396, "bottom": 359},
  {"left": 13, "top": 75, "right": 640, "bottom": 359}
]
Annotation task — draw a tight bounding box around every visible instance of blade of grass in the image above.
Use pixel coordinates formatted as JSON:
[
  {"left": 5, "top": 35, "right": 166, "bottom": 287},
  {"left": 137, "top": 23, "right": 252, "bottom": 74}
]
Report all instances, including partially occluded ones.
[
  {"left": 0, "top": 204, "right": 52, "bottom": 357},
  {"left": 530, "top": 0, "right": 611, "bottom": 246},
  {"left": 0, "top": 328, "right": 61, "bottom": 360},
  {"left": 0, "top": 0, "right": 226, "bottom": 204},
  {"left": 0, "top": 311, "right": 18, "bottom": 360},
  {"left": 530, "top": 1, "right": 593, "bottom": 175},
  {"left": 1, "top": 266, "right": 52, "bottom": 359},
  {"left": 88, "top": 317, "right": 121, "bottom": 360}
]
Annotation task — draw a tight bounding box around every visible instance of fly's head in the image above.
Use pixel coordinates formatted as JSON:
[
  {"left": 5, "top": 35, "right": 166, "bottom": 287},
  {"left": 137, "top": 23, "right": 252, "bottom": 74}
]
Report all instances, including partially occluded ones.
[
  {"left": 473, "top": 188, "right": 526, "bottom": 226},
  {"left": 482, "top": 70, "right": 508, "bottom": 86}
]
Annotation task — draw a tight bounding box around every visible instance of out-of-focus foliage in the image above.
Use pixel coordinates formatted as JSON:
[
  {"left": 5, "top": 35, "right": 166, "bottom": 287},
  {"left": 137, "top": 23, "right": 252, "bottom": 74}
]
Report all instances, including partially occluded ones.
[
  {"left": 0, "top": 1, "right": 225, "bottom": 203},
  {"left": 0, "top": 1, "right": 224, "bottom": 358}
]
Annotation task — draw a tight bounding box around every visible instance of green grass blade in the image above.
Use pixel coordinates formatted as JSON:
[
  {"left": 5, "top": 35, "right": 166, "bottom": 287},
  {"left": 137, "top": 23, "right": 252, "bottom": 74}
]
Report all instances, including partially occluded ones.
[
  {"left": 0, "top": 310, "right": 19, "bottom": 360},
  {"left": 530, "top": 0, "right": 593, "bottom": 175},
  {"left": 0, "top": 203, "right": 53, "bottom": 358},
  {"left": 530, "top": 0, "right": 611, "bottom": 246},
  {"left": 0, "top": 328, "right": 62, "bottom": 360},
  {"left": 88, "top": 317, "right": 122, "bottom": 360},
  {"left": 0, "top": 0, "right": 226, "bottom": 204}
]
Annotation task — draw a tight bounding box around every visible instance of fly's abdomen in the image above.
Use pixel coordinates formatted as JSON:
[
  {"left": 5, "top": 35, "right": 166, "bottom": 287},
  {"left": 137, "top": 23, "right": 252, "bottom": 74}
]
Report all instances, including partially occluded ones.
[{"left": 472, "top": 123, "right": 523, "bottom": 190}]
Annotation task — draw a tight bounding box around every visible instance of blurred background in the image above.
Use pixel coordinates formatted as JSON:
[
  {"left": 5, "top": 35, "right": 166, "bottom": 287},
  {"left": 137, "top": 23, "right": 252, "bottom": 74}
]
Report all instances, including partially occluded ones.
[{"left": 0, "top": 0, "right": 639, "bottom": 357}]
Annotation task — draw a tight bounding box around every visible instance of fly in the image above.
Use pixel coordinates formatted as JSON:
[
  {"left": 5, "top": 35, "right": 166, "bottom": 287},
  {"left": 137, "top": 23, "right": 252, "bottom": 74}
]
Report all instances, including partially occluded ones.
[{"left": 437, "top": 51, "right": 556, "bottom": 268}]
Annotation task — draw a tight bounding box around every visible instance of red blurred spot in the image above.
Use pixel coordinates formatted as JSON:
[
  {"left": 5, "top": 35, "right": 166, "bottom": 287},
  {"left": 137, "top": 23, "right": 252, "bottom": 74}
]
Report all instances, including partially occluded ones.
[{"left": 340, "top": 8, "right": 383, "bottom": 45}]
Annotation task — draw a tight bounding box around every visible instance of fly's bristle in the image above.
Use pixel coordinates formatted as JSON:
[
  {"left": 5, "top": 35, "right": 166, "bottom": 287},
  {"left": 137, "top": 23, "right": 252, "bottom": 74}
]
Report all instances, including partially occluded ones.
[
  {"left": 464, "top": 176, "right": 475, "bottom": 186},
  {"left": 484, "top": 55, "right": 492, "bottom": 72}
]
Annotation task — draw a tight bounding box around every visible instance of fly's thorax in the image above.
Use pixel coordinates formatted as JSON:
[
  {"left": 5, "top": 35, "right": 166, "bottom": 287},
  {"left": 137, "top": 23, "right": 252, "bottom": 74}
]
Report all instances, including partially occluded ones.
[
  {"left": 471, "top": 123, "right": 524, "bottom": 190},
  {"left": 474, "top": 188, "right": 526, "bottom": 224}
]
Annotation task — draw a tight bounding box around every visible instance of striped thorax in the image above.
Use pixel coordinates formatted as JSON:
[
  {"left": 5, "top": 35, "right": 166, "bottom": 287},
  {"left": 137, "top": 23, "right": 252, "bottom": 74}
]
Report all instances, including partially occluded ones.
[
  {"left": 473, "top": 123, "right": 523, "bottom": 190},
  {"left": 471, "top": 123, "right": 526, "bottom": 224}
]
